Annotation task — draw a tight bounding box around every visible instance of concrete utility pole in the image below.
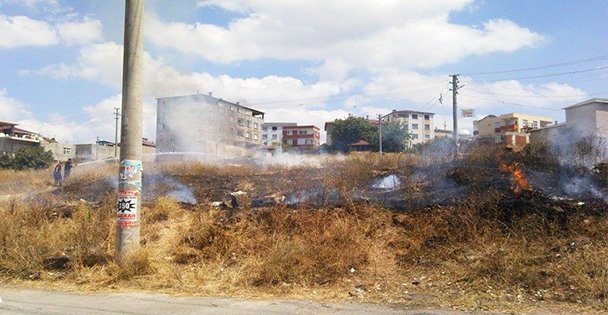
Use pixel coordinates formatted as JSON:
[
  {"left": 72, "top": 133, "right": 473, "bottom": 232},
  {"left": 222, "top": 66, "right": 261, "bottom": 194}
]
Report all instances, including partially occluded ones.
[
  {"left": 450, "top": 74, "right": 460, "bottom": 156},
  {"left": 378, "top": 114, "right": 383, "bottom": 154},
  {"left": 116, "top": 0, "right": 144, "bottom": 263},
  {"left": 114, "top": 107, "right": 120, "bottom": 158}
]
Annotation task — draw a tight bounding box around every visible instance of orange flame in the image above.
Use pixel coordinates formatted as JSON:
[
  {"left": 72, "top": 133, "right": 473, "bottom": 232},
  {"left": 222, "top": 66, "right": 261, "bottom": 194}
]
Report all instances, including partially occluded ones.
[{"left": 498, "top": 160, "right": 531, "bottom": 194}]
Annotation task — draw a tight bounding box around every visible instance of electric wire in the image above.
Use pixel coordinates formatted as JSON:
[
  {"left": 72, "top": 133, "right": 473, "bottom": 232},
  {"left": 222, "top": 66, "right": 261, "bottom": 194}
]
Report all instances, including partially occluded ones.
[{"left": 462, "top": 54, "right": 608, "bottom": 76}]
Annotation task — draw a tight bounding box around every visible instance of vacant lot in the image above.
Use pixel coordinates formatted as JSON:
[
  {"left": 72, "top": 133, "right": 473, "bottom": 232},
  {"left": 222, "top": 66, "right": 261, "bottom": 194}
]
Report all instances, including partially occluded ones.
[{"left": 0, "top": 147, "right": 607, "bottom": 313}]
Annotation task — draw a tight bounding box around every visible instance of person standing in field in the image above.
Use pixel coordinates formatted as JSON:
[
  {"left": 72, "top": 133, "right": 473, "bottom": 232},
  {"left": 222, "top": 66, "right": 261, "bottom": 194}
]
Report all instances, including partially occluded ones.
[
  {"left": 64, "top": 158, "right": 74, "bottom": 178},
  {"left": 53, "top": 161, "right": 62, "bottom": 186}
]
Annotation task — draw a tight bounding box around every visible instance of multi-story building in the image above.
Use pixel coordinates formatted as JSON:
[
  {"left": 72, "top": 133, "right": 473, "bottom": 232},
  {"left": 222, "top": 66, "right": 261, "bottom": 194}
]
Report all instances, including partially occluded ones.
[
  {"left": 156, "top": 93, "right": 264, "bottom": 154},
  {"left": 262, "top": 122, "right": 296, "bottom": 147},
  {"left": 282, "top": 125, "right": 321, "bottom": 148},
  {"left": 381, "top": 110, "right": 435, "bottom": 146},
  {"left": 474, "top": 112, "right": 553, "bottom": 150},
  {"left": 0, "top": 121, "right": 41, "bottom": 154}
]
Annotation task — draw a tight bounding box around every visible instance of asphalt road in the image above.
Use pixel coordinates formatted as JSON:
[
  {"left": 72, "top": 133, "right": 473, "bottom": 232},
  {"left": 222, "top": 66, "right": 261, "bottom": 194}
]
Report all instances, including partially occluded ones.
[{"left": 0, "top": 287, "right": 482, "bottom": 315}]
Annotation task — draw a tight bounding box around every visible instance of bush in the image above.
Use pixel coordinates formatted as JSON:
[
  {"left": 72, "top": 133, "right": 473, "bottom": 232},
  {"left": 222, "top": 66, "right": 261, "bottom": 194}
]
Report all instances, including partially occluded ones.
[{"left": 1, "top": 146, "right": 54, "bottom": 170}]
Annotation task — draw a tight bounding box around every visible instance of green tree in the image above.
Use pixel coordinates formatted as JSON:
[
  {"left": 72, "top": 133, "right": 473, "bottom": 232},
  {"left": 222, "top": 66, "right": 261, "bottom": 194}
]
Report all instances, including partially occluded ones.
[
  {"left": 8, "top": 146, "right": 54, "bottom": 170},
  {"left": 329, "top": 116, "right": 376, "bottom": 152},
  {"left": 369, "top": 123, "right": 411, "bottom": 152}
]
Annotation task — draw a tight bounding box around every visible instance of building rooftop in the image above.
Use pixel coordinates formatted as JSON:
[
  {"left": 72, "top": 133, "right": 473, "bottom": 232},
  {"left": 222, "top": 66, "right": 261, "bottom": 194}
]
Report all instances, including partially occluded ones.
[
  {"left": 156, "top": 93, "right": 265, "bottom": 116},
  {"left": 389, "top": 109, "right": 435, "bottom": 115},
  {"left": 563, "top": 98, "right": 608, "bottom": 110}
]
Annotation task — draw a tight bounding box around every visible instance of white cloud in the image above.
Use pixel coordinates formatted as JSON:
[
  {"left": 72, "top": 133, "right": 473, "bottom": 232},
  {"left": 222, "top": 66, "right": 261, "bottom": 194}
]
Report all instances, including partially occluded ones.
[
  {"left": 15, "top": 94, "right": 156, "bottom": 144},
  {"left": 0, "top": 88, "right": 32, "bottom": 121},
  {"left": 146, "top": 0, "right": 543, "bottom": 75},
  {"left": 0, "top": 14, "right": 57, "bottom": 48},
  {"left": 26, "top": 41, "right": 349, "bottom": 110},
  {"left": 56, "top": 18, "right": 103, "bottom": 45}
]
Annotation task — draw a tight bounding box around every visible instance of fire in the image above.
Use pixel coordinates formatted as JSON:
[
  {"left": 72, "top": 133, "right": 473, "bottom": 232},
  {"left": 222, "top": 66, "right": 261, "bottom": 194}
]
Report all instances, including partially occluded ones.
[{"left": 498, "top": 160, "right": 531, "bottom": 194}]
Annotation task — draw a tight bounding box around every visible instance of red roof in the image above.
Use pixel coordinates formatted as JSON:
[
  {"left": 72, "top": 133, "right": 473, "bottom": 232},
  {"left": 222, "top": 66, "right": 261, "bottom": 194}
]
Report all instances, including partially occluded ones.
[{"left": 349, "top": 139, "right": 371, "bottom": 146}]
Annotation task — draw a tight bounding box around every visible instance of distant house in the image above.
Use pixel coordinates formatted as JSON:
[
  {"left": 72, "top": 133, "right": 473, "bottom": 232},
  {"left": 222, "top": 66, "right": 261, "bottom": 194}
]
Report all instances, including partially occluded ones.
[
  {"left": 41, "top": 137, "right": 76, "bottom": 161},
  {"left": 75, "top": 138, "right": 156, "bottom": 162},
  {"left": 262, "top": 122, "right": 297, "bottom": 148},
  {"left": 0, "top": 121, "right": 41, "bottom": 154},
  {"left": 349, "top": 139, "right": 372, "bottom": 152},
  {"left": 434, "top": 128, "right": 452, "bottom": 139},
  {"left": 282, "top": 125, "right": 321, "bottom": 148},
  {"left": 474, "top": 112, "right": 553, "bottom": 151},
  {"left": 75, "top": 139, "right": 118, "bottom": 162},
  {"left": 529, "top": 98, "right": 608, "bottom": 162}
]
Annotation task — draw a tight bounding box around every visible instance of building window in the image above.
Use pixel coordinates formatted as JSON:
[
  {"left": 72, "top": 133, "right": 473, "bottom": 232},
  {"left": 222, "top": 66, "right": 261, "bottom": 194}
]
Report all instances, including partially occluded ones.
[
  {"left": 412, "top": 114, "right": 418, "bottom": 119},
  {"left": 299, "top": 130, "right": 307, "bottom": 135},
  {"left": 272, "top": 134, "right": 277, "bottom": 140},
  {"left": 398, "top": 113, "right": 408, "bottom": 118},
  {"left": 533, "top": 121, "right": 538, "bottom": 128},
  {"left": 424, "top": 134, "right": 430, "bottom": 139},
  {"left": 424, "top": 124, "right": 430, "bottom": 130},
  {"left": 412, "top": 134, "right": 419, "bottom": 139},
  {"left": 292, "top": 130, "right": 297, "bottom": 135},
  {"left": 262, "top": 134, "right": 268, "bottom": 139},
  {"left": 253, "top": 133, "right": 258, "bottom": 140},
  {"left": 412, "top": 123, "right": 419, "bottom": 130},
  {"left": 272, "top": 126, "right": 278, "bottom": 131},
  {"left": 63, "top": 147, "right": 72, "bottom": 155},
  {"left": 254, "top": 123, "right": 258, "bottom": 128},
  {"left": 522, "top": 119, "right": 528, "bottom": 127},
  {"left": 424, "top": 114, "right": 430, "bottom": 120},
  {"left": 237, "top": 119, "right": 244, "bottom": 126}
]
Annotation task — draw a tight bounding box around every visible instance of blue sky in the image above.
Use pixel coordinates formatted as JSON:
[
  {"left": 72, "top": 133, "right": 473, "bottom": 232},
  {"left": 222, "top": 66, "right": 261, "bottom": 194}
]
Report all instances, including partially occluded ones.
[{"left": 0, "top": 0, "right": 606, "bottom": 143}]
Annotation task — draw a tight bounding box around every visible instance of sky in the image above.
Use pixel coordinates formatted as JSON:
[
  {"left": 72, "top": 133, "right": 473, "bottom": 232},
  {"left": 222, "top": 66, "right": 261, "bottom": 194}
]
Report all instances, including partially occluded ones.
[{"left": 0, "top": 0, "right": 606, "bottom": 144}]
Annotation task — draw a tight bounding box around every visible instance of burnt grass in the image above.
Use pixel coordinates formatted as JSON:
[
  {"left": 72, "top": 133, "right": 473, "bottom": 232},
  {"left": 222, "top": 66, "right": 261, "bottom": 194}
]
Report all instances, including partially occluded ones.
[{"left": 2, "top": 147, "right": 608, "bottom": 312}]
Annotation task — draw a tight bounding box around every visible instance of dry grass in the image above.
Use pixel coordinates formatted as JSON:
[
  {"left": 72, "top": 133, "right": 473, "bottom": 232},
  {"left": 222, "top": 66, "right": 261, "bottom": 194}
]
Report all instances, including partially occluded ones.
[{"left": 0, "top": 150, "right": 607, "bottom": 313}]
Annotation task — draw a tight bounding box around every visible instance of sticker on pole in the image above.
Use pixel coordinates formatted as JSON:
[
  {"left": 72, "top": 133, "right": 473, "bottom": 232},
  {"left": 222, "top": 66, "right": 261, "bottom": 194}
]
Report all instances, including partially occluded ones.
[
  {"left": 119, "top": 159, "right": 143, "bottom": 191},
  {"left": 119, "top": 159, "right": 142, "bottom": 180},
  {"left": 116, "top": 196, "right": 138, "bottom": 227}
]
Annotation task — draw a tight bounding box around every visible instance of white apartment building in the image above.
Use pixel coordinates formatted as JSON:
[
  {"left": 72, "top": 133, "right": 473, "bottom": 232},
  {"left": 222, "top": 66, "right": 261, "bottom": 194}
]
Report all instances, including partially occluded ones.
[
  {"left": 156, "top": 93, "right": 264, "bottom": 154},
  {"left": 262, "top": 122, "right": 297, "bottom": 147},
  {"left": 382, "top": 110, "right": 435, "bottom": 146}
]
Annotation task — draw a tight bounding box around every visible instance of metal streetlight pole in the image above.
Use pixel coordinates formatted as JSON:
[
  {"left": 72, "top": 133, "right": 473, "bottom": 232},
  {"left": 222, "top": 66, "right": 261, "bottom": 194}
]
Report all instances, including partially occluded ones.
[{"left": 116, "top": 0, "right": 144, "bottom": 263}]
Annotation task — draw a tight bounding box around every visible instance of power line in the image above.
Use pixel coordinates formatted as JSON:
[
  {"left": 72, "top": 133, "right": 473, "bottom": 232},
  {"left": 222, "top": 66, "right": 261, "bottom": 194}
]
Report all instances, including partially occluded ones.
[
  {"left": 462, "top": 54, "right": 608, "bottom": 76},
  {"left": 459, "top": 93, "right": 564, "bottom": 111},
  {"left": 463, "top": 89, "right": 608, "bottom": 99},
  {"left": 482, "top": 65, "right": 608, "bottom": 82},
  {"left": 245, "top": 81, "right": 446, "bottom": 107}
]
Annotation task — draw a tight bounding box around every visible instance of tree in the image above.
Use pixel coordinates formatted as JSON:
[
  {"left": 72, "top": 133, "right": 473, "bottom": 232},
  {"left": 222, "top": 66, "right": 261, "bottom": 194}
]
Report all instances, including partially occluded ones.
[
  {"left": 369, "top": 123, "right": 411, "bottom": 152},
  {"left": 1, "top": 146, "right": 54, "bottom": 170},
  {"left": 329, "top": 116, "right": 376, "bottom": 152}
]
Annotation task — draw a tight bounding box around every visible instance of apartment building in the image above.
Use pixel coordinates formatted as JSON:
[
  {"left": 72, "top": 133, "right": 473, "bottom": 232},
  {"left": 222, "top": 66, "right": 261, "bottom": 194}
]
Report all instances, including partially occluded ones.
[
  {"left": 262, "top": 122, "right": 296, "bottom": 147},
  {"left": 382, "top": 110, "right": 435, "bottom": 146},
  {"left": 156, "top": 93, "right": 264, "bottom": 154},
  {"left": 474, "top": 112, "right": 553, "bottom": 150},
  {"left": 282, "top": 125, "right": 321, "bottom": 148}
]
